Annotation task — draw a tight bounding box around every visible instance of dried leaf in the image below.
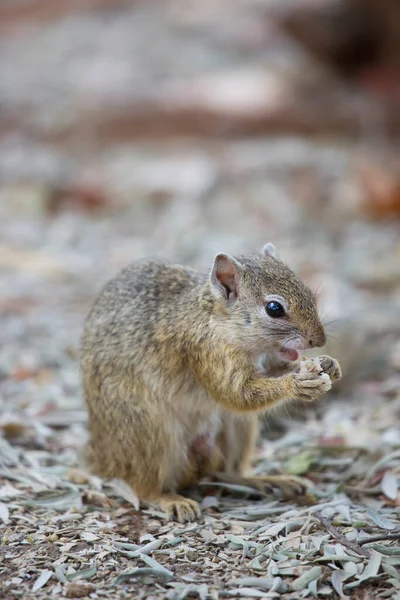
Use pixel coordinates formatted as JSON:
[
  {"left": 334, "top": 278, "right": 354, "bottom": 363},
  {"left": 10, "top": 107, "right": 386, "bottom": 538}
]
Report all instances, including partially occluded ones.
[
  {"left": 0, "top": 483, "right": 23, "bottom": 498},
  {"left": 367, "top": 507, "right": 396, "bottom": 530},
  {"left": 168, "top": 583, "right": 208, "bottom": 600},
  {"left": 139, "top": 553, "right": 174, "bottom": 578},
  {"left": 291, "top": 566, "right": 322, "bottom": 591},
  {"left": 0, "top": 501, "right": 9, "bottom": 524},
  {"left": 200, "top": 529, "right": 217, "bottom": 542},
  {"left": 343, "top": 562, "right": 358, "bottom": 576},
  {"left": 116, "top": 539, "right": 162, "bottom": 557},
  {"left": 139, "top": 533, "right": 156, "bottom": 543},
  {"left": 247, "top": 557, "right": 263, "bottom": 570},
  {"left": 25, "top": 489, "right": 82, "bottom": 511},
  {"left": 228, "top": 504, "right": 287, "bottom": 521},
  {"left": 32, "top": 570, "right": 53, "bottom": 592},
  {"left": 367, "top": 450, "right": 400, "bottom": 479},
  {"left": 54, "top": 565, "right": 67, "bottom": 583},
  {"left": 310, "top": 535, "right": 325, "bottom": 551},
  {"left": 381, "top": 471, "right": 398, "bottom": 500},
  {"left": 0, "top": 439, "right": 21, "bottom": 467},
  {"left": 382, "top": 560, "right": 400, "bottom": 581},
  {"left": 66, "top": 566, "right": 97, "bottom": 582},
  {"left": 226, "top": 535, "right": 249, "bottom": 560},
  {"left": 166, "top": 537, "right": 185, "bottom": 547},
  {"left": 331, "top": 570, "right": 351, "bottom": 597},
  {"left": 259, "top": 522, "right": 287, "bottom": 537},
  {"left": 286, "top": 452, "right": 315, "bottom": 475},
  {"left": 359, "top": 551, "right": 382, "bottom": 582},
  {"left": 308, "top": 579, "right": 319, "bottom": 597},
  {"left": 223, "top": 589, "right": 267, "bottom": 598},
  {"left": 107, "top": 479, "right": 140, "bottom": 509},
  {"left": 229, "top": 578, "right": 275, "bottom": 591},
  {"left": 371, "top": 545, "right": 400, "bottom": 556},
  {"left": 200, "top": 496, "right": 219, "bottom": 509},
  {"left": 80, "top": 532, "right": 99, "bottom": 542},
  {"left": 114, "top": 567, "right": 173, "bottom": 585}
]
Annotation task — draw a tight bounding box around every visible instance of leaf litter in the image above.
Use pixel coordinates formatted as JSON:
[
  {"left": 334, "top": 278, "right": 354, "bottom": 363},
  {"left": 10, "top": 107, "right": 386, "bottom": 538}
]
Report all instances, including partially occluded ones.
[
  {"left": 1, "top": 143, "right": 400, "bottom": 599},
  {"left": 1, "top": 361, "right": 399, "bottom": 599}
]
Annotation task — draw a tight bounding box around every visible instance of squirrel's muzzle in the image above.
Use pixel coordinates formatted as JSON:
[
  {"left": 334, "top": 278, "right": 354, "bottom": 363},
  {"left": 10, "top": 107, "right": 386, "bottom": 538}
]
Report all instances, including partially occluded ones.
[{"left": 308, "top": 328, "right": 326, "bottom": 349}]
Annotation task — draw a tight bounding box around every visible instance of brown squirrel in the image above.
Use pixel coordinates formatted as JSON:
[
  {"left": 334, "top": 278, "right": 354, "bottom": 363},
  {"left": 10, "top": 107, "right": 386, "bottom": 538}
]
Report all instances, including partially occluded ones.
[{"left": 81, "top": 243, "right": 341, "bottom": 522}]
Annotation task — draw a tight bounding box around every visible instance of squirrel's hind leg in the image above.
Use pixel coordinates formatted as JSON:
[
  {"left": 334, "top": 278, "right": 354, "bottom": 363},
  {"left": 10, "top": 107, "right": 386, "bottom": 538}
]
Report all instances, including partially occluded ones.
[
  {"left": 209, "top": 413, "right": 308, "bottom": 499},
  {"left": 85, "top": 385, "right": 202, "bottom": 521}
]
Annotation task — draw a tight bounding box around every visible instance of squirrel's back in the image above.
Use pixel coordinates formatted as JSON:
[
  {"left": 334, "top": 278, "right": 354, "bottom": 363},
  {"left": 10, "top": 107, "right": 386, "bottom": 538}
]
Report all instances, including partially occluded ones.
[
  {"left": 87, "top": 259, "right": 204, "bottom": 318},
  {"left": 81, "top": 259, "right": 206, "bottom": 375}
]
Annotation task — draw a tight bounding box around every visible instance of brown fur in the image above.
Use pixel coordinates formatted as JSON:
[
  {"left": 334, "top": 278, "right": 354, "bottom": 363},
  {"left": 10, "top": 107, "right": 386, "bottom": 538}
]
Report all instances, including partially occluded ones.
[{"left": 80, "top": 249, "right": 341, "bottom": 521}]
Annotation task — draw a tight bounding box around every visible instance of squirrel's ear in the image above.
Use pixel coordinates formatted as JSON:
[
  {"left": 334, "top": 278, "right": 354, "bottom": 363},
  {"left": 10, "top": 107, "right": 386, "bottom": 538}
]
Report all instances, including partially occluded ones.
[
  {"left": 262, "top": 242, "right": 277, "bottom": 258},
  {"left": 210, "top": 253, "right": 241, "bottom": 300}
]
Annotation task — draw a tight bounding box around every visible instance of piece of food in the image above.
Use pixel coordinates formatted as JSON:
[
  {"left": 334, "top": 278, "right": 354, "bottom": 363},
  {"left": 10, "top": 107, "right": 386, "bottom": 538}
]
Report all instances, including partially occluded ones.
[{"left": 298, "top": 356, "right": 332, "bottom": 392}]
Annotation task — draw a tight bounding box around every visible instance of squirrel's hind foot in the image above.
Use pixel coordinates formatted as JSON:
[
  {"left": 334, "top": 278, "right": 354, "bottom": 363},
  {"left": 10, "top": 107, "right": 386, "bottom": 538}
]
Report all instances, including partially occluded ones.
[
  {"left": 211, "top": 472, "right": 309, "bottom": 499},
  {"left": 250, "top": 474, "right": 309, "bottom": 498}
]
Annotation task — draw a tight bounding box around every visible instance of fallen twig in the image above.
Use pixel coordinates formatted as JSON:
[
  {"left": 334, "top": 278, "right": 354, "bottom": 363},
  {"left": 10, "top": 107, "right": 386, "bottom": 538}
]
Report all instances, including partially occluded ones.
[{"left": 314, "top": 511, "right": 370, "bottom": 557}]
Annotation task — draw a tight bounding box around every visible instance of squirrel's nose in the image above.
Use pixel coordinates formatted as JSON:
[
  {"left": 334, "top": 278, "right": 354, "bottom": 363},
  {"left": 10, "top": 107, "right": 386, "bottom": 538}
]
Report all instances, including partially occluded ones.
[{"left": 308, "top": 330, "right": 326, "bottom": 348}]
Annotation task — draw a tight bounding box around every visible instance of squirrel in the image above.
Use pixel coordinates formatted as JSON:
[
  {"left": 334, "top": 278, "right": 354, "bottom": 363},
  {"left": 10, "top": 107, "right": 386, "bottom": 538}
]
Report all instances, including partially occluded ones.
[{"left": 80, "top": 243, "right": 342, "bottom": 522}]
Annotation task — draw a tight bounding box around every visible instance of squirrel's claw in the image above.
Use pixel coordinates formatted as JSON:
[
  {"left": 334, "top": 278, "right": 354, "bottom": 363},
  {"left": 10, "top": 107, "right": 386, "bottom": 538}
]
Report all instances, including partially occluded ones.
[
  {"left": 318, "top": 355, "right": 342, "bottom": 382},
  {"left": 156, "top": 494, "right": 201, "bottom": 523}
]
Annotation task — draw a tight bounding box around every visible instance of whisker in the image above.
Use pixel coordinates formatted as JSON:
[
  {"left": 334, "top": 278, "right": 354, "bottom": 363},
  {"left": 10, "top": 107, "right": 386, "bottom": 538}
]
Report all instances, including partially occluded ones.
[
  {"left": 322, "top": 317, "right": 342, "bottom": 328},
  {"left": 326, "top": 331, "right": 353, "bottom": 343},
  {"left": 313, "top": 282, "right": 329, "bottom": 303},
  {"left": 291, "top": 403, "right": 307, "bottom": 419}
]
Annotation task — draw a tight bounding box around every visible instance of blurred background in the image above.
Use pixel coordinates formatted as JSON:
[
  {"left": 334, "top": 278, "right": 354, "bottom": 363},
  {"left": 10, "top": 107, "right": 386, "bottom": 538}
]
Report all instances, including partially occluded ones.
[{"left": 0, "top": 0, "right": 399, "bottom": 446}]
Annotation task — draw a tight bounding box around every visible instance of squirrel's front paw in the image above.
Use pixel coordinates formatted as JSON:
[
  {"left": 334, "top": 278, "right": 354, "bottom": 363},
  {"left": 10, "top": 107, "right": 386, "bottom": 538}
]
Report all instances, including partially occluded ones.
[
  {"left": 291, "top": 371, "right": 332, "bottom": 402},
  {"left": 318, "top": 355, "right": 342, "bottom": 382}
]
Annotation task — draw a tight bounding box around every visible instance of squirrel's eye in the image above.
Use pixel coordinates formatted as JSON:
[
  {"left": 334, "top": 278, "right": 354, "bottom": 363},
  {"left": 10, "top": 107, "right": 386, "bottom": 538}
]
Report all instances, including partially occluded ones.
[{"left": 265, "top": 301, "right": 286, "bottom": 318}]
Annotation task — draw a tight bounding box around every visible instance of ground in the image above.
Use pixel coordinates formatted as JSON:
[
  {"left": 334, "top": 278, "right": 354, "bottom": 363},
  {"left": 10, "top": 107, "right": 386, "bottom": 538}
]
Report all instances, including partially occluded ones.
[
  {"left": 0, "top": 1, "right": 400, "bottom": 599},
  {"left": 1, "top": 146, "right": 400, "bottom": 599}
]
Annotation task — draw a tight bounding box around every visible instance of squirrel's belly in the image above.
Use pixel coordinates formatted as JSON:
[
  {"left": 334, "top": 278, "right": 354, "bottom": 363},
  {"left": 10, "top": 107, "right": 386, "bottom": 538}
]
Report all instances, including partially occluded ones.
[
  {"left": 191, "top": 432, "right": 215, "bottom": 459},
  {"left": 171, "top": 382, "right": 222, "bottom": 463},
  {"left": 189, "top": 409, "right": 222, "bottom": 461}
]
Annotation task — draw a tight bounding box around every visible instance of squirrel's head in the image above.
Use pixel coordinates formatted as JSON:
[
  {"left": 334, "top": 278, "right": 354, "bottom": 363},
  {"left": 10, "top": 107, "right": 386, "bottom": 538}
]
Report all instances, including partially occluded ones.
[{"left": 209, "top": 243, "right": 326, "bottom": 360}]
